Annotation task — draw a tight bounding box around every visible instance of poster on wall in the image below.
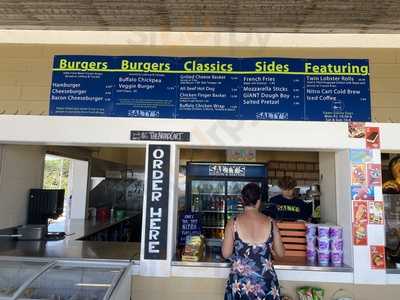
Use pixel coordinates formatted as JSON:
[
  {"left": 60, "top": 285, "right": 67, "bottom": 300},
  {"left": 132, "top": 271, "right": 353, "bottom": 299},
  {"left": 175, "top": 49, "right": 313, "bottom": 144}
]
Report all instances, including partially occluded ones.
[
  {"left": 49, "top": 55, "right": 372, "bottom": 122},
  {"left": 350, "top": 149, "right": 373, "bottom": 164},
  {"left": 353, "top": 222, "right": 368, "bottom": 245},
  {"left": 368, "top": 201, "right": 384, "bottom": 225},
  {"left": 366, "top": 127, "right": 380, "bottom": 149},
  {"left": 367, "top": 163, "right": 382, "bottom": 186},
  {"left": 353, "top": 201, "right": 368, "bottom": 246},
  {"left": 351, "top": 164, "right": 367, "bottom": 185},
  {"left": 351, "top": 185, "right": 374, "bottom": 200},
  {"left": 348, "top": 122, "right": 366, "bottom": 138},
  {"left": 370, "top": 245, "right": 386, "bottom": 269},
  {"left": 353, "top": 201, "right": 368, "bottom": 223}
]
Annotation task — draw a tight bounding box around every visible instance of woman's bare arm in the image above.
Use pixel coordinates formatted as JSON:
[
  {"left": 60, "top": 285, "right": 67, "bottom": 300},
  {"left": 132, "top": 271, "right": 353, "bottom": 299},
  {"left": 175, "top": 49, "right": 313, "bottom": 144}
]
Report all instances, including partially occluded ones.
[
  {"left": 222, "top": 219, "right": 235, "bottom": 259},
  {"left": 271, "top": 219, "right": 285, "bottom": 259}
]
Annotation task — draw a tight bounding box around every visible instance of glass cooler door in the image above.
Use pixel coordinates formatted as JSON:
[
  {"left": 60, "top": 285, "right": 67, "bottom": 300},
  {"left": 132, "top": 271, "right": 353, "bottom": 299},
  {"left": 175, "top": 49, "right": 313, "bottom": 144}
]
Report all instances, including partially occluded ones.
[
  {"left": 226, "top": 181, "right": 261, "bottom": 221},
  {"left": 16, "top": 262, "right": 127, "bottom": 300},
  {"left": 0, "top": 260, "right": 49, "bottom": 300},
  {"left": 191, "top": 180, "right": 226, "bottom": 241}
]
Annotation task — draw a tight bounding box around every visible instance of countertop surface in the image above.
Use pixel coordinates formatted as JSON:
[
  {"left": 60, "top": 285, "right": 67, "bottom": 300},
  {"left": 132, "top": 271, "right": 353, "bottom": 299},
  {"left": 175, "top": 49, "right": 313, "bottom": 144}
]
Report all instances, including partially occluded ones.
[
  {"left": 173, "top": 251, "right": 353, "bottom": 272},
  {"left": 0, "top": 216, "right": 141, "bottom": 261}
]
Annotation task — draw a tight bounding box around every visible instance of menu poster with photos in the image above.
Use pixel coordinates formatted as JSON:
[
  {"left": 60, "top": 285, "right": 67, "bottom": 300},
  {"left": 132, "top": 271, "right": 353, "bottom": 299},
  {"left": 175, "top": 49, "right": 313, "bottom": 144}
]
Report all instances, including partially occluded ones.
[
  {"left": 367, "top": 163, "right": 382, "bottom": 186},
  {"left": 366, "top": 127, "right": 380, "bottom": 149},
  {"left": 351, "top": 164, "right": 367, "bottom": 185},
  {"left": 370, "top": 245, "right": 386, "bottom": 269},
  {"left": 351, "top": 185, "right": 374, "bottom": 201},
  {"left": 368, "top": 201, "right": 384, "bottom": 225},
  {"left": 353, "top": 201, "right": 368, "bottom": 223},
  {"left": 350, "top": 149, "right": 373, "bottom": 164},
  {"left": 353, "top": 222, "right": 368, "bottom": 245},
  {"left": 348, "top": 122, "right": 366, "bottom": 138}
]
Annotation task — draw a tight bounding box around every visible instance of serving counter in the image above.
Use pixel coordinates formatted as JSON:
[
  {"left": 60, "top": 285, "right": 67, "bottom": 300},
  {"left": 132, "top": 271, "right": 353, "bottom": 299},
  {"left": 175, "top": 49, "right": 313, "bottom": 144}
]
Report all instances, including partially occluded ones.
[{"left": 0, "top": 216, "right": 141, "bottom": 261}]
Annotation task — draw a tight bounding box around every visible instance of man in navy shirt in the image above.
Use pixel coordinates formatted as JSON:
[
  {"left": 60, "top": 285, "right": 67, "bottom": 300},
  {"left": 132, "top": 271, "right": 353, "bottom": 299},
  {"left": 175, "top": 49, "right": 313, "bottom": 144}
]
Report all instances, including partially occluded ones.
[{"left": 265, "top": 176, "right": 311, "bottom": 221}]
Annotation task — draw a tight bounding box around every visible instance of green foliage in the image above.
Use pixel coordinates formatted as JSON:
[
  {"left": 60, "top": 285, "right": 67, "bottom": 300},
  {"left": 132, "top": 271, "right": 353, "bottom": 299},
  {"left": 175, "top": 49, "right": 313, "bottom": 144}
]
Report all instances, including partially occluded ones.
[{"left": 43, "top": 158, "right": 70, "bottom": 191}]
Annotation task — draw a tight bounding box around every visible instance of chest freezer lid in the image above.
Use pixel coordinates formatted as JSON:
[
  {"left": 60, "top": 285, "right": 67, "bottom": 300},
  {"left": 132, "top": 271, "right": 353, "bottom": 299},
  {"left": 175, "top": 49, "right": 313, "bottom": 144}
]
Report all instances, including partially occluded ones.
[{"left": 14, "top": 260, "right": 130, "bottom": 300}]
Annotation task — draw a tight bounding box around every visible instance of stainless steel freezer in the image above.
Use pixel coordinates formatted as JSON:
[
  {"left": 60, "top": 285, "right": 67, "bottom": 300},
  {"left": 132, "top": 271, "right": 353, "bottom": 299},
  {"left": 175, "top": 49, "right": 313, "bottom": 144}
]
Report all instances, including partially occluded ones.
[{"left": 0, "top": 258, "right": 131, "bottom": 300}]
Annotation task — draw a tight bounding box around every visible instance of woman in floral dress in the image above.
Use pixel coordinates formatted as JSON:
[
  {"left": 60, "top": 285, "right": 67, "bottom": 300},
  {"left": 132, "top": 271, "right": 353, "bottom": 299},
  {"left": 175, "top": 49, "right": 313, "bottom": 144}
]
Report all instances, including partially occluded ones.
[{"left": 222, "top": 183, "right": 285, "bottom": 300}]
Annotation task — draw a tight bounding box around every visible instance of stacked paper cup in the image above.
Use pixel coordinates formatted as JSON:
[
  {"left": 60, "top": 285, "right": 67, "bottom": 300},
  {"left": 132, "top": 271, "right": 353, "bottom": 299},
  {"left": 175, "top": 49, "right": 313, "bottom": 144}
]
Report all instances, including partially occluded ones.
[
  {"left": 306, "top": 223, "right": 317, "bottom": 263},
  {"left": 317, "top": 225, "right": 331, "bottom": 266},
  {"left": 330, "top": 226, "right": 344, "bottom": 266}
]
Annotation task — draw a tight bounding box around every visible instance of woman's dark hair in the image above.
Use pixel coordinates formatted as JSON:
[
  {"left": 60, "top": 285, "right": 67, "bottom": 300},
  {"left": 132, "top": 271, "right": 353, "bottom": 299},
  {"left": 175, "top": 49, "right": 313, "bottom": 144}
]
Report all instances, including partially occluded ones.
[
  {"left": 278, "top": 176, "right": 297, "bottom": 190},
  {"left": 241, "top": 183, "right": 261, "bottom": 207}
]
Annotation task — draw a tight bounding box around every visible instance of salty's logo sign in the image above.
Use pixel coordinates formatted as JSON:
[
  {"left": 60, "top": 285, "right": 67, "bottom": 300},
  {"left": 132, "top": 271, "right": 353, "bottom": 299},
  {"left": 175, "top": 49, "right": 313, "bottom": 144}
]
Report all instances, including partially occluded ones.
[
  {"left": 144, "top": 145, "right": 170, "bottom": 259},
  {"left": 208, "top": 165, "right": 246, "bottom": 177}
]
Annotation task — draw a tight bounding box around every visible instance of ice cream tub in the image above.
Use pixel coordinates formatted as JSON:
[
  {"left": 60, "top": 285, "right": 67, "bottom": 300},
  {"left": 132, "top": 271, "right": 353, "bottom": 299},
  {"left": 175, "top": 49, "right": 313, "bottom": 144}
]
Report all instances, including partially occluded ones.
[
  {"left": 330, "top": 239, "right": 344, "bottom": 251},
  {"left": 317, "top": 225, "right": 330, "bottom": 239},
  {"left": 306, "top": 223, "right": 317, "bottom": 236},
  {"left": 318, "top": 250, "right": 330, "bottom": 266},
  {"left": 306, "top": 236, "right": 316, "bottom": 249},
  {"left": 331, "top": 250, "right": 343, "bottom": 266},
  {"left": 306, "top": 248, "right": 317, "bottom": 262},
  {"left": 317, "top": 238, "right": 330, "bottom": 251},
  {"left": 329, "top": 226, "right": 343, "bottom": 239}
]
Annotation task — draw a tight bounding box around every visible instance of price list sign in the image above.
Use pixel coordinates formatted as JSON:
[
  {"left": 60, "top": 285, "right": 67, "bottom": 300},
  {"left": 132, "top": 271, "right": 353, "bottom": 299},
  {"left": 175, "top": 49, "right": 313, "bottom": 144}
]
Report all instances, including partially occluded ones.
[
  {"left": 49, "top": 56, "right": 371, "bottom": 122},
  {"left": 112, "top": 56, "right": 177, "bottom": 118},
  {"left": 50, "top": 56, "right": 114, "bottom": 116},
  {"left": 304, "top": 59, "right": 371, "bottom": 122},
  {"left": 240, "top": 58, "right": 305, "bottom": 121},
  {"left": 175, "top": 57, "right": 241, "bottom": 119}
]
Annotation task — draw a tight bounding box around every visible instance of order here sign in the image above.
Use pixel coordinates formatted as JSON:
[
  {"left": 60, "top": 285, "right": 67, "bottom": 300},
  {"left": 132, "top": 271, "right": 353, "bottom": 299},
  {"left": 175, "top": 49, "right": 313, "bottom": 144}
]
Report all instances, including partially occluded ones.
[{"left": 144, "top": 144, "right": 170, "bottom": 260}]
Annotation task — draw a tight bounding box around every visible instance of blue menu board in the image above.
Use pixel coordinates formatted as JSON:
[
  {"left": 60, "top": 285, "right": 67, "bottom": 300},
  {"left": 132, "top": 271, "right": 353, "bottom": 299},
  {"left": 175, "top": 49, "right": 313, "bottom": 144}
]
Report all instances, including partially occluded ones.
[
  {"left": 175, "top": 57, "right": 241, "bottom": 119},
  {"left": 50, "top": 56, "right": 114, "bottom": 116},
  {"left": 49, "top": 55, "right": 371, "bottom": 122},
  {"left": 112, "top": 56, "right": 177, "bottom": 118},
  {"left": 304, "top": 59, "right": 371, "bottom": 122},
  {"left": 240, "top": 58, "right": 305, "bottom": 121}
]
